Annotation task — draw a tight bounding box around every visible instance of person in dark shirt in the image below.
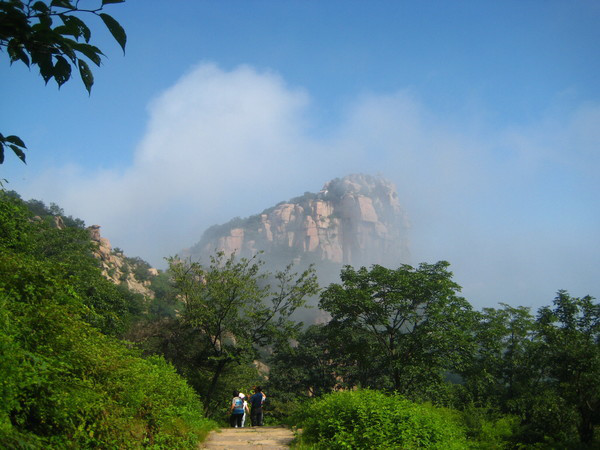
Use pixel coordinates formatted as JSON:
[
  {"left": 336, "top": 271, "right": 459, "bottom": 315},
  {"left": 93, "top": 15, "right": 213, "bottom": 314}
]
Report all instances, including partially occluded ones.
[{"left": 249, "top": 386, "right": 266, "bottom": 426}]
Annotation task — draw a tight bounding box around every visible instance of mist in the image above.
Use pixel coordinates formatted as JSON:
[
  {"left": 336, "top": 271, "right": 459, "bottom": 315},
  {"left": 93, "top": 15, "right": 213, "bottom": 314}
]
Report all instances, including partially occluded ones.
[{"left": 16, "top": 62, "right": 600, "bottom": 311}]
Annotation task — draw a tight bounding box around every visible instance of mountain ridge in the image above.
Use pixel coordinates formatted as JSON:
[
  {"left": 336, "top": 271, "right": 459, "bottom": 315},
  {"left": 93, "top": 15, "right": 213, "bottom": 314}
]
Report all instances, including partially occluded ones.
[{"left": 183, "top": 174, "right": 410, "bottom": 274}]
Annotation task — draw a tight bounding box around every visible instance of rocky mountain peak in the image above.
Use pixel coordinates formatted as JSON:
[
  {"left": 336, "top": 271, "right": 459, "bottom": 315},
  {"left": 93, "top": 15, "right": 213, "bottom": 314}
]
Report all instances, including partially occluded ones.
[{"left": 186, "top": 174, "right": 410, "bottom": 273}]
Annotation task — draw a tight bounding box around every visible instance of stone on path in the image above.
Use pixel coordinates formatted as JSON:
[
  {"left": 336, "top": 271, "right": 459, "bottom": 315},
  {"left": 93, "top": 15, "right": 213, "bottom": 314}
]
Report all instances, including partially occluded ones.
[{"left": 201, "top": 426, "right": 295, "bottom": 449}]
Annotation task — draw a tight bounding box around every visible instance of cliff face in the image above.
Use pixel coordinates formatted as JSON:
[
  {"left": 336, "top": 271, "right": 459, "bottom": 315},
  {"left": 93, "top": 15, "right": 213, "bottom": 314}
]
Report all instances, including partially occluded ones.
[
  {"left": 88, "top": 225, "right": 157, "bottom": 298},
  {"left": 187, "top": 174, "right": 410, "bottom": 271}
]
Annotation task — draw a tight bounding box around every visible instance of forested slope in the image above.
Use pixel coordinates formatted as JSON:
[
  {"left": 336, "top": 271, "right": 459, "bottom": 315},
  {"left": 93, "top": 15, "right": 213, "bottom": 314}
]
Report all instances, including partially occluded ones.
[{"left": 0, "top": 192, "right": 216, "bottom": 447}]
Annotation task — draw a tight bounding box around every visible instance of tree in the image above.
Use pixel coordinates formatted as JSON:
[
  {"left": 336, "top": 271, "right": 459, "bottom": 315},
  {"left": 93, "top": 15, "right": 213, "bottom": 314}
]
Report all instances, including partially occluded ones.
[
  {"left": 461, "top": 304, "right": 539, "bottom": 409},
  {"left": 167, "top": 251, "right": 319, "bottom": 414},
  {"left": 460, "top": 293, "right": 600, "bottom": 446},
  {"left": 319, "top": 262, "right": 476, "bottom": 400},
  {"left": 268, "top": 325, "right": 339, "bottom": 401},
  {"left": 536, "top": 291, "right": 600, "bottom": 444},
  {"left": 0, "top": 0, "right": 127, "bottom": 164}
]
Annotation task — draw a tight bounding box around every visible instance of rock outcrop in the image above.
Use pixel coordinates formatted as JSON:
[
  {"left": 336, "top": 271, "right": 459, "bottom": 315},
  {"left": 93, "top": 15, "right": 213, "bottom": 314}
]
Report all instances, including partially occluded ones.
[
  {"left": 88, "top": 225, "right": 156, "bottom": 298},
  {"left": 186, "top": 174, "right": 410, "bottom": 272}
]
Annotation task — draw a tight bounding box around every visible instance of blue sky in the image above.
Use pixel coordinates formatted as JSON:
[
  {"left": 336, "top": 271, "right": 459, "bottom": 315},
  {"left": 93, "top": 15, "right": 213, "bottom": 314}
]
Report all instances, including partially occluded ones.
[{"left": 2, "top": 0, "right": 599, "bottom": 311}]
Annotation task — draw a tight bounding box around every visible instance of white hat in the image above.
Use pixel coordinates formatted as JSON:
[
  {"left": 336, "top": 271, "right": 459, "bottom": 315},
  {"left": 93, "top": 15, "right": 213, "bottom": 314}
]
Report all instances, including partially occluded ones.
[{"left": 239, "top": 393, "right": 245, "bottom": 398}]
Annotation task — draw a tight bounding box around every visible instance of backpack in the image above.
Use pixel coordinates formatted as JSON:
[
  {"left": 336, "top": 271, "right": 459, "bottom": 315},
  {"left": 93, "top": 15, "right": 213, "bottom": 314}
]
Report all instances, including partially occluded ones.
[{"left": 233, "top": 397, "right": 244, "bottom": 411}]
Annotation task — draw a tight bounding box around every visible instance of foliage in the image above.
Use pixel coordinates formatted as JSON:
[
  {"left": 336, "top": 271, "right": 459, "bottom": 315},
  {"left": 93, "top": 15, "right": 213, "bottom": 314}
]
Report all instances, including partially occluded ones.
[
  {"left": 319, "top": 262, "right": 476, "bottom": 400},
  {"left": 147, "top": 271, "right": 180, "bottom": 318},
  {"left": 127, "top": 315, "right": 267, "bottom": 426},
  {"left": 0, "top": 192, "right": 138, "bottom": 335},
  {"left": 166, "top": 251, "right": 319, "bottom": 414},
  {"left": 459, "top": 294, "right": 600, "bottom": 447},
  {"left": 0, "top": 133, "right": 26, "bottom": 164},
  {"left": 0, "top": 0, "right": 126, "bottom": 164},
  {"left": 457, "top": 406, "right": 521, "bottom": 449},
  {"left": 460, "top": 304, "right": 539, "bottom": 410},
  {"left": 4, "top": 188, "right": 599, "bottom": 447},
  {"left": 118, "top": 254, "right": 155, "bottom": 286},
  {"left": 535, "top": 291, "right": 600, "bottom": 445},
  {"left": 269, "top": 325, "right": 338, "bottom": 400},
  {"left": 267, "top": 324, "right": 339, "bottom": 424},
  {"left": 0, "top": 191, "right": 218, "bottom": 446},
  {"left": 125, "top": 255, "right": 154, "bottom": 281},
  {"left": 293, "top": 389, "right": 467, "bottom": 449},
  {"left": 0, "top": 288, "right": 216, "bottom": 447},
  {"left": 2, "top": 191, "right": 85, "bottom": 228}
]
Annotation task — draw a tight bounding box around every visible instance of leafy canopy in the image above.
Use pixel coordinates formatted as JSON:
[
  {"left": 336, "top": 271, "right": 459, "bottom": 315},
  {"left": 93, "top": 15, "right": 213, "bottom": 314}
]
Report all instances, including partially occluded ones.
[
  {"left": 319, "top": 262, "right": 476, "bottom": 397},
  {"left": 167, "top": 251, "right": 319, "bottom": 413}
]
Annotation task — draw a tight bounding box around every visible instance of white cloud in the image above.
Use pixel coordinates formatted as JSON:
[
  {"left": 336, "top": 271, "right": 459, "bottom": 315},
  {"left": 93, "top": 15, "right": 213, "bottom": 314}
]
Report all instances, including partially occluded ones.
[
  {"left": 21, "top": 62, "right": 600, "bottom": 310},
  {"left": 28, "top": 63, "right": 319, "bottom": 264}
]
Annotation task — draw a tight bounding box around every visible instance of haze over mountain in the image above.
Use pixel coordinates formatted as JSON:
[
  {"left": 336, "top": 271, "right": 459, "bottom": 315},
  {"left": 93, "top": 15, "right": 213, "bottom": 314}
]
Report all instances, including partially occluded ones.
[{"left": 184, "top": 174, "right": 410, "bottom": 287}]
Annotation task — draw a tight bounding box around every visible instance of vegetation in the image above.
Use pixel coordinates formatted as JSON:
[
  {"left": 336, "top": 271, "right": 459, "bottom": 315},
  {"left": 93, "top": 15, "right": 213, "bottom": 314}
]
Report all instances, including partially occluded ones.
[
  {"left": 1, "top": 189, "right": 598, "bottom": 447},
  {"left": 163, "top": 252, "right": 319, "bottom": 414},
  {"left": 0, "top": 192, "right": 216, "bottom": 447},
  {"left": 268, "top": 264, "right": 599, "bottom": 447},
  {"left": 319, "top": 262, "right": 476, "bottom": 397},
  {"left": 293, "top": 390, "right": 468, "bottom": 449}
]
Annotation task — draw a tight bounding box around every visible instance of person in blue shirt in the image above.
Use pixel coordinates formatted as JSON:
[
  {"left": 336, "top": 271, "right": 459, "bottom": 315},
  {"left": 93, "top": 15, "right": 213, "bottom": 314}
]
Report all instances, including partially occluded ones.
[
  {"left": 229, "top": 390, "right": 245, "bottom": 428},
  {"left": 249, "top": 386, "right": 266, "bottom": 426}
]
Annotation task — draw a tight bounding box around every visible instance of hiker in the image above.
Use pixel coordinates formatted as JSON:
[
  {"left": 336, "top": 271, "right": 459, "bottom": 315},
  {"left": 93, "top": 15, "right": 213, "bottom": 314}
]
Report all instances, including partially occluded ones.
[
  {"left": 250, "top": 386, "right": 266, "bottom": 426},
  {"left": 239, "top": 393, "right": 250, "bottom": 427},
  {"left": 229, "top": 390, "right": 244, "bottom": 428}
]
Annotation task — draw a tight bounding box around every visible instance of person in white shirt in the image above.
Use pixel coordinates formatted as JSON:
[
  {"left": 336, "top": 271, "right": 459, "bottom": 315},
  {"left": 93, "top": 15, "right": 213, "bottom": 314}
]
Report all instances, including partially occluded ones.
[{"left": 239, "top": 393, "right": 250, "bottom": 427}]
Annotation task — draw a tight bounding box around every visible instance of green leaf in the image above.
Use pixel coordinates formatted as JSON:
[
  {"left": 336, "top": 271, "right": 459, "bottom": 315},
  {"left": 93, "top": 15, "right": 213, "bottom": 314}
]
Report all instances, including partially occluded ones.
[
  {"left": 54, "top": 55, "right": 72, "bottom": 87},
  {"left": 71, "top": 42, "right": 103, "bottom": 66},
  {"left": 5, "top": 135, "right": 26, "bottom": 148},
  {"left": 0, "top": 147, "right": 4, "bottom": 164},
  {"left": 60, "top": 14, "right": 91, "bottom": 42},
  {"left": 31, "top": 1, "right": 50, "bottom": 13},
  {"left": 36, "top": 52, "right": 54, "bottom": 84},
  {"left": 9, "top": 145, "right": 27, "bottom": 164},
  {"left": 78, "top": 59, "right": 94, "bottom": 94},
  {"left": 50, "top": 0, "right": 75, "bottom": 9},
  {"left": 57, "top": 39, "right": 77, "bottom": 63},
  {"left": 53, "top": 24, "right": 72, "bottom": 36},
  {"left": 37, "top": 13, "right": 53, "bottom": 28},
  {"left": 99, "top": 13, "right": 126, "bottom": 53},
  {"left": 7, "top": 39, "right": 30, "bottom": 67}
]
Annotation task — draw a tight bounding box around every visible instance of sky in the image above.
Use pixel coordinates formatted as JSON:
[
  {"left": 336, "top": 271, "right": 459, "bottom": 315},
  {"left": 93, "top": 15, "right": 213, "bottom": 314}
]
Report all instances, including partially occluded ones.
[{"left": 1, "top": 0, "right": 599, "bottom": 311}]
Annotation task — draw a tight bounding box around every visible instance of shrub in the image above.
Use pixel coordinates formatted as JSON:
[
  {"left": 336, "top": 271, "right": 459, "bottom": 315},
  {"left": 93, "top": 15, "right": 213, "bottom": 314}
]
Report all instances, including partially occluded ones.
[
  {"left": 0, "top": 289, "right": 217, "bottom": 448},
  {"left": 294, "top": 389, "right": 467, "bottom": 449},
  {"left": 458, "top": 406, "right": 521, "bottom": 449}
]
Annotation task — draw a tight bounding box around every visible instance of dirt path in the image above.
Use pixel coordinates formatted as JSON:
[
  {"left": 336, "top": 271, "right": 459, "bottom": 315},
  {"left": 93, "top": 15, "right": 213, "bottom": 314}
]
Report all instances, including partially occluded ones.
[{"left": 201, "top": 426, "right": 296, "bottom": 449}]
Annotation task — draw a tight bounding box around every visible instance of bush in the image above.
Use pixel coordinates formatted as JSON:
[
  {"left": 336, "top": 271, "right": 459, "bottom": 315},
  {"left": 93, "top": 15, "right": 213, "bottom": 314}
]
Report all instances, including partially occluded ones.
[
  {"left": 293, "top": 389, "right": 467, "bottom": 449},
  {"left": 0, "top": 288, "right": 217, "bottom": 448},
  {"left": 458, "top": 406, "right": 521, "bottom": 449}
]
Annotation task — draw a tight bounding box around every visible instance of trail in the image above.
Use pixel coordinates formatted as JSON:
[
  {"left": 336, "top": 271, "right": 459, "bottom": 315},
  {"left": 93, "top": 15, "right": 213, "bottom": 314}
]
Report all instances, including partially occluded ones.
[{"left": 201, "top": 426, "right": 295, "bottom": 449}]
